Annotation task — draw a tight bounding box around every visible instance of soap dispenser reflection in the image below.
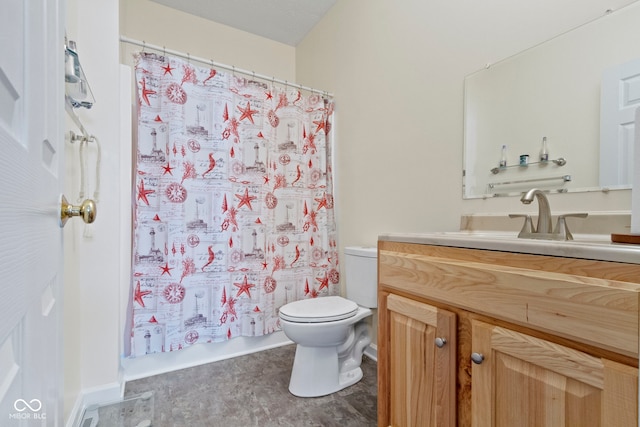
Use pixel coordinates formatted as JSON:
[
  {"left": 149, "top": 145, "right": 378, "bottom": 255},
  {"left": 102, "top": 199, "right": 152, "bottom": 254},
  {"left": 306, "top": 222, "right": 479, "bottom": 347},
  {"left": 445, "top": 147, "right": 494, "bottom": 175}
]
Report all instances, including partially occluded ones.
[
  {"left": 500, "top": 144, "right": 508, "bottom": 168},
  {"left": 540, "top": 136, "right": 549, "bottom": 162}
]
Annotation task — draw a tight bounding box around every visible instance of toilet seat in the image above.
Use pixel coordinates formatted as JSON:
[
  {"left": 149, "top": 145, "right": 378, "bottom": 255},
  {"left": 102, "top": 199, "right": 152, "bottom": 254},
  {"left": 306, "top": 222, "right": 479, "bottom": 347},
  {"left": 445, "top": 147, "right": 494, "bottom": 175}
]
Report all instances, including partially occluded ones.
[{"left": 279, "top": 296, "right": 358, "bottom": 323}]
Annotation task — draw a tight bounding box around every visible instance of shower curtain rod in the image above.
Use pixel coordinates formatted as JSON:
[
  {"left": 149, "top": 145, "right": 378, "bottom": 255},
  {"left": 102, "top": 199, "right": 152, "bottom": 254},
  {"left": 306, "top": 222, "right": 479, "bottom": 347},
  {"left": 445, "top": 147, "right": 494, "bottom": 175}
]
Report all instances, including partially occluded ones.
[{"left": 119, "top": 36, "right": 333, "bottom": 97}]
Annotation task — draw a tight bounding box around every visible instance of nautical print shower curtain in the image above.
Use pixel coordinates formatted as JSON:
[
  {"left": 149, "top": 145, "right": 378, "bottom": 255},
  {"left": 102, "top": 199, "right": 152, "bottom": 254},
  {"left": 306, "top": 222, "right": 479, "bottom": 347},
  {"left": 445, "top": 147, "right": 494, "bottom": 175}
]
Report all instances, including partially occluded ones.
[{"left": 127, "top": 52, "right": 339, "bottom": 357}]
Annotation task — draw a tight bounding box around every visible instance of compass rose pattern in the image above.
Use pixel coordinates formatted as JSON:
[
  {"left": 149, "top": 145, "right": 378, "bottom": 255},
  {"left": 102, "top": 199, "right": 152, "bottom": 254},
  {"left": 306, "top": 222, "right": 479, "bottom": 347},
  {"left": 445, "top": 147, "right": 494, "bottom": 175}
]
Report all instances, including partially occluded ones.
[{"left": 128, "top": 52, "right": 339, "bottom": 357}]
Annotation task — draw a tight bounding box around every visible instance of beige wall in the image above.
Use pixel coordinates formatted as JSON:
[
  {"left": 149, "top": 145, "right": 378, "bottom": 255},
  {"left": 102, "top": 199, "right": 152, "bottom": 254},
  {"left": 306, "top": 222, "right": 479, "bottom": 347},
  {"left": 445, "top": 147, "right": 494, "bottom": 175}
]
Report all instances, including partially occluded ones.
[
  {"left": 296, "top": 0, "right": 634, "bottom": 254},
  {"left": 119, "top": 0, "right": 296, "bottom": 81}
]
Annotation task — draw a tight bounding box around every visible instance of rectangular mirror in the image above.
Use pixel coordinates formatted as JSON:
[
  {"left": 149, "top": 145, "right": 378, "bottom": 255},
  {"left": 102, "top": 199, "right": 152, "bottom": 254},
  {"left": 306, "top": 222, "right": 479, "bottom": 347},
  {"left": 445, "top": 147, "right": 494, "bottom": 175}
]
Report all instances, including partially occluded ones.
[{"left": 463, "top": 1, "right": 640, "bottom": 199}]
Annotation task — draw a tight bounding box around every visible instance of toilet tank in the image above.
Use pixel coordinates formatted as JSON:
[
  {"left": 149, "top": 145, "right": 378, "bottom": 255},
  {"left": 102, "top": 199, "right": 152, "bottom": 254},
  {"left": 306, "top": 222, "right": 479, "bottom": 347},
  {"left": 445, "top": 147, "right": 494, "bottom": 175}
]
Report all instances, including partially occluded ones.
[{"left": 344, "top": 246, "right": 378, "bottom": 308}]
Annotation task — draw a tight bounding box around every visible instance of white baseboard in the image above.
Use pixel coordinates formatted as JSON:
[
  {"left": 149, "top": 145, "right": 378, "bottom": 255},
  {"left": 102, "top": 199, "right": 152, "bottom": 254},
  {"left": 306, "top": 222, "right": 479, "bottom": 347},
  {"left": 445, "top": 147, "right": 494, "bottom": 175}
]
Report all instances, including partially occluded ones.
[{"left": 364, "top": 343, "right": 377, "bottom": 362}]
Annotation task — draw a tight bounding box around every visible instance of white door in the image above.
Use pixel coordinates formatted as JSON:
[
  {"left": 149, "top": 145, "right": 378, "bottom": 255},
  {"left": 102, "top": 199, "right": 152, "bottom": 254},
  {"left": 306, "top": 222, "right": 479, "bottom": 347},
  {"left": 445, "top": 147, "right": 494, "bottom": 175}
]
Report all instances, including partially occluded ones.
[
  {"left": 600, "top": 57, "right": 640, "bottom": 187},
  {"left": 0, "top": 0, "right": 65, "bottom": 425}
]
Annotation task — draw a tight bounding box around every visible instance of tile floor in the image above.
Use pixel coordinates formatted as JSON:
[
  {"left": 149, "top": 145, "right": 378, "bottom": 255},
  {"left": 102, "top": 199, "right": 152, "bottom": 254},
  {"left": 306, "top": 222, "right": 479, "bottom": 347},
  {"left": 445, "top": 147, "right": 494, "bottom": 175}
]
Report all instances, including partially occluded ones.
[{"left": 121, "top": 344, "right": 377, "bottom": 427}]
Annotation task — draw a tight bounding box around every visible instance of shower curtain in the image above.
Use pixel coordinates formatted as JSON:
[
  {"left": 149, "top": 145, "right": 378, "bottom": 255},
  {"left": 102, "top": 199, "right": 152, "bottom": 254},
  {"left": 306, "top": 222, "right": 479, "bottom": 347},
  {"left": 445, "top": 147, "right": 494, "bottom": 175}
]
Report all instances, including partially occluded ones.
[{"left": 127, "top": 52, "right": 338, "bottom": 357}]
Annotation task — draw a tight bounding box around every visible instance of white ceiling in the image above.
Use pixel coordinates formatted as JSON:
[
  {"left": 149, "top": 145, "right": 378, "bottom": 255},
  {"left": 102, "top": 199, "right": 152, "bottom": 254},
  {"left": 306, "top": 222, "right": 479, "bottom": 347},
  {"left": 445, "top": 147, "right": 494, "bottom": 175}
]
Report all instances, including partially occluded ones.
[{"left": 151, "top": 0, "right": 337, "bottom": 46}]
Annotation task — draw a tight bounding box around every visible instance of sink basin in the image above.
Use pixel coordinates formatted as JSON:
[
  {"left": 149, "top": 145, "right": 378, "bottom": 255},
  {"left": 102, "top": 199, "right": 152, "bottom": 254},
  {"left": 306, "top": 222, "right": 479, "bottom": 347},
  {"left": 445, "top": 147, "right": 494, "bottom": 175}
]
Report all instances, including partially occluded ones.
[{"left": 379, "top": 231, "right": 640, "bottom": 264}]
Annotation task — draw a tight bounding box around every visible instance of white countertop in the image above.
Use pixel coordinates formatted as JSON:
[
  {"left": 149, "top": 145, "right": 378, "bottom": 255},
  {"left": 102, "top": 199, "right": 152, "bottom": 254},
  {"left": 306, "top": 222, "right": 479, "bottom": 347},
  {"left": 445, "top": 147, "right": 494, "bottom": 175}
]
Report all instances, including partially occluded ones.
[{"left": 379, "top": 231, "right": 640, "bottom": 264}]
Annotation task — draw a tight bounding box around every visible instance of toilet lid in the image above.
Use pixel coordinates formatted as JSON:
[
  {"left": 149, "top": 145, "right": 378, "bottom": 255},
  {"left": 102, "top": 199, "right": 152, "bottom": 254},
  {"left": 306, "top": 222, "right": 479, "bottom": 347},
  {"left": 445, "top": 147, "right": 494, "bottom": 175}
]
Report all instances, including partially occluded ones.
[{"left": 279, "top": 296, "right": 358, "bottom": 323}]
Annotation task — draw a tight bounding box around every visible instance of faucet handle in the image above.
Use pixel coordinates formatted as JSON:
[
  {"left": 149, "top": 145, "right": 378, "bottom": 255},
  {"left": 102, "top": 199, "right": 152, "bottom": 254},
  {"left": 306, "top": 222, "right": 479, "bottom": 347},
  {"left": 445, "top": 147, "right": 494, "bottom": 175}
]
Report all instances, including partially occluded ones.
[
  {"left": 509, "top": 214, "right": 535, "bottom": 237},
  {"left": 553, "top": 213, "right": 588, "bottom": 240}
]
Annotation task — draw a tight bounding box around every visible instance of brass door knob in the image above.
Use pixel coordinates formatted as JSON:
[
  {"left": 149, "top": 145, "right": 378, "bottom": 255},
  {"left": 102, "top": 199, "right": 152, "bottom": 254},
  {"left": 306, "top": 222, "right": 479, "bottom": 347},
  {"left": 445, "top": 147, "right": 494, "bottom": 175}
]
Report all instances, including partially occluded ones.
[{"left": 60, "top": 195, "right": 96, "bottom": 227}]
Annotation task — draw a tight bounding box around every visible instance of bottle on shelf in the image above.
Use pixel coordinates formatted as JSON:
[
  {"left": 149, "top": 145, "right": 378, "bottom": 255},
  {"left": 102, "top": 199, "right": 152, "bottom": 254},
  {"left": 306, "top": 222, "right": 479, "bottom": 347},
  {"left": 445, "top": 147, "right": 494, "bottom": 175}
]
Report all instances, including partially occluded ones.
[
  {"left": 499, "top": 144, "right": 507, "bottom": 168},
  {"left": 540, "top": 136, "right": 549, "bottom": 162}
]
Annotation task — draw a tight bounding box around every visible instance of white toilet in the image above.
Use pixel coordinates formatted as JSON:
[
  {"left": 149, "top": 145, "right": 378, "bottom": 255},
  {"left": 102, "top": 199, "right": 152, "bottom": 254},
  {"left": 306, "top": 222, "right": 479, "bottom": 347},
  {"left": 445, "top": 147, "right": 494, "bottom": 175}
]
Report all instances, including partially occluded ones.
[{"left": 278, "top": 246, "right": 377, "bottom": 397}]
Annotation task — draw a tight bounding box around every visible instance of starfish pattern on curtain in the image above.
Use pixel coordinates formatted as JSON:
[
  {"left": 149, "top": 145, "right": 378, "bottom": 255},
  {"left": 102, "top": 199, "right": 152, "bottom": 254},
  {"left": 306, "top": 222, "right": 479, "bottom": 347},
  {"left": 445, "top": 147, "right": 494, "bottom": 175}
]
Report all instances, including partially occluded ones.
[{"left": 127, "top": 52, "right": 338, "bottom": 357}]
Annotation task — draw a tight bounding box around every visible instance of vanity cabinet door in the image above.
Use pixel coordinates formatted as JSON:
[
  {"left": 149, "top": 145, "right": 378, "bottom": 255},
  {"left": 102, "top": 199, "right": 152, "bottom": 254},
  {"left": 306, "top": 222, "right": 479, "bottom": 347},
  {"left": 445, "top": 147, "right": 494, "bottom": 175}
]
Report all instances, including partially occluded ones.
[
  {"left": 386, "top": 294, "right": 457, "bottom": 427},
  {"left": 471, "top": 320, "right": 638, "bottom": 427}
]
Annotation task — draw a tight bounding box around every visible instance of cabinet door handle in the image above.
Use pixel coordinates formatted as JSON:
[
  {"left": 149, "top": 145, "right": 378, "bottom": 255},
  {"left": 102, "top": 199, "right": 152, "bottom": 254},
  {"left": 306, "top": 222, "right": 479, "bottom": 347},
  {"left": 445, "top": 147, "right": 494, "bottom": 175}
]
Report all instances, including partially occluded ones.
[
  {"left": 434, "top": 337, "right": 447, "bottom": 348},
  {"left": 471, "top": 352, "right": 485, "bottom": 364}
]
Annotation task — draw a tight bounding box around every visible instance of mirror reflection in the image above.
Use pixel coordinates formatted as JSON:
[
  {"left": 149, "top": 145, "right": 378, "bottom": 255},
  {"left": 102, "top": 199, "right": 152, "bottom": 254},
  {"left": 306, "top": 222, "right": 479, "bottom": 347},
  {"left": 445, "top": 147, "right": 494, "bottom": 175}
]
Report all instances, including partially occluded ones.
[{"left": 463, "top": 1, "right": 640, "bottom": 199}]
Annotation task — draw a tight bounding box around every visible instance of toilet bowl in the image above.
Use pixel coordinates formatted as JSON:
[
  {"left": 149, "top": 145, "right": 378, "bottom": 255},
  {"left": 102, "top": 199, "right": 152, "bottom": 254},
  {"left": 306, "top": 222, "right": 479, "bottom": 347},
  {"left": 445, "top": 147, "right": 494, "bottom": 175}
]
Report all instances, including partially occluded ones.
[{"left": 278, "top": 247, "right": 377, "bottom": 397}]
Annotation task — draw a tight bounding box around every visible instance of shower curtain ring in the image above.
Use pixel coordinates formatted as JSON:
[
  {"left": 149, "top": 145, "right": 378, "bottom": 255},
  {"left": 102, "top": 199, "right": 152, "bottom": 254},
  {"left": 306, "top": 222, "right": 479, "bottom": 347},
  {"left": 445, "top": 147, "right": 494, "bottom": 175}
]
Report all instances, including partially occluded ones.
[{"left": 142, "top": 41, "right": 146, "bottom": 52}]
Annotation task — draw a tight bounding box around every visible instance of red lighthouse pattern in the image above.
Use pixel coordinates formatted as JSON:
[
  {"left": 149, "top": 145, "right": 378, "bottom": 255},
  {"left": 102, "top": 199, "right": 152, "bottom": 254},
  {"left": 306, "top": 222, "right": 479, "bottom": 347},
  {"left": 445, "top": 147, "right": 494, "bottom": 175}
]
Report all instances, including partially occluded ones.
[{"left": 128, "top": 52, "right": 339, "bottom": 357}]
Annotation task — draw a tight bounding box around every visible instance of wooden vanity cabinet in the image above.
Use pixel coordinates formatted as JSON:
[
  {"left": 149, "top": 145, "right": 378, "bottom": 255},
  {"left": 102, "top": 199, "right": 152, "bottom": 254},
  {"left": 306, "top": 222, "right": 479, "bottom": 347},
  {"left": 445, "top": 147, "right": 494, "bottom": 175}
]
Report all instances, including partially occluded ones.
[{"left": 378, "top": 240, "right": 640, "bottom": 427}]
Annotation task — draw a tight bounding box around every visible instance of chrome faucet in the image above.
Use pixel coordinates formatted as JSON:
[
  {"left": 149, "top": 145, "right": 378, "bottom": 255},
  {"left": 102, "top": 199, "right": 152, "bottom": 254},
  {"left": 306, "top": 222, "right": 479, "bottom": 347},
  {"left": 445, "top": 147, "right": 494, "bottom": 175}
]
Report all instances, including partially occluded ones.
[{"left": 520, "top": 188, "right": 552, "bottom": 234}]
